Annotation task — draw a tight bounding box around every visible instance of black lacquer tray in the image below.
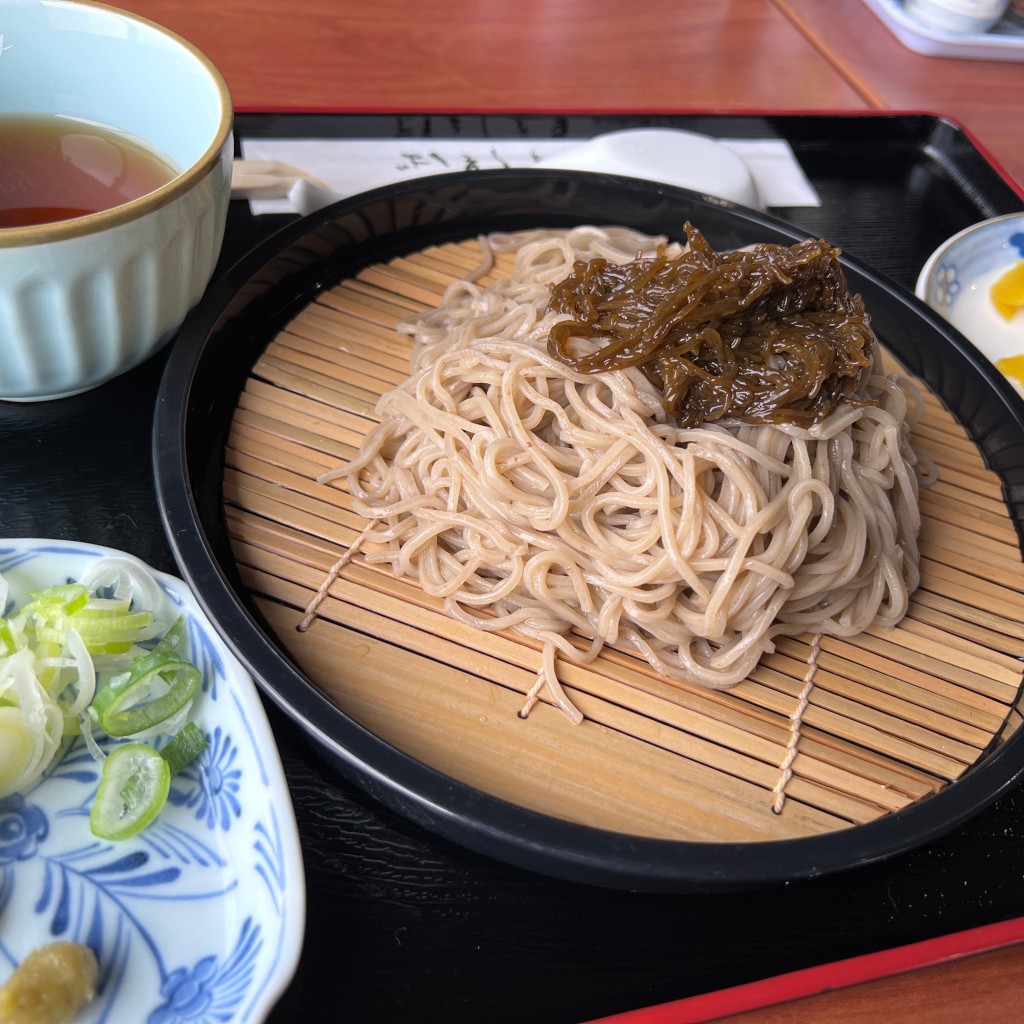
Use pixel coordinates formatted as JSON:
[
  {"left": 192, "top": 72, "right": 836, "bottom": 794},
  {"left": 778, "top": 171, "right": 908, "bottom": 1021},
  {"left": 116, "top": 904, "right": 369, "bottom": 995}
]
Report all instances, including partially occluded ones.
[{"left": 4, "top": 112, "right": 1024, "bottom": 1023}]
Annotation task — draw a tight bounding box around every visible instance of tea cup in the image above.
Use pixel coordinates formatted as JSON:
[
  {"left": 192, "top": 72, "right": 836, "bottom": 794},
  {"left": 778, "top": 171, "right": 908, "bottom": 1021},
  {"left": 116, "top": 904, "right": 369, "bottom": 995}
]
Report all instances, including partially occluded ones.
[{"left": 0, "top": 0, "right": 233, "bottom": 401}]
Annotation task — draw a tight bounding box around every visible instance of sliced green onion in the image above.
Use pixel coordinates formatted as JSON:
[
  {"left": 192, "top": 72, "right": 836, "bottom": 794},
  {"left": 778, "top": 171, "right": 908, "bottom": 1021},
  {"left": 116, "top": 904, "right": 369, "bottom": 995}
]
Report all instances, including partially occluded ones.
[
  {"left": 71, "top": 597, "right": 132, "bottom": 618},
  {"left": 69, "top": 610, "right": 156, "bottom": 653},
  {"left": 152, "top": 614, "right": 187, "bottom": 657},
  {"left": 78, "top": 711, "right": 106, "bottom": 764},
  {"left": 89, "top": 616, "right": 199, "bottom": 738},
  {"left": 0, "top": 707, "right": 41, "bottom": 794},
  {"left": 0, "top": 651, "right": 64, "bottom": 798},
  {"left": 71, "top": 611, "right": 154, "bottom": 636},
  {"left": 47, "top": 629, "right": 96, "bottom": 717},
  {"left": 76, "top": 558, "right": 164, "bottom": 617},
  {"left": 27, "top": 584, "right": 88, "bottom": 615},
  {"left": 26, "top": 598, "right": 157, "bottom": 655},
  {"left": 83, "top": 640, "right": 137, "bottom": 656},
  {"left": 160, "top": 722, "right": 207, "bottom": 776},
  {"left": 90, "top": 661, "right": 199, "bottom": 737},
  {"left": 0, "top": 619, "right": 18, "bottom": 657},
  {"left": 90, "top": 743, "right": 171, "bottom": 841},
  {"left": 31, "top": 620, "right": 68, "bottom": 646},
  {"left": 2, "top": 560, "right": 207, "bottom": 840}
]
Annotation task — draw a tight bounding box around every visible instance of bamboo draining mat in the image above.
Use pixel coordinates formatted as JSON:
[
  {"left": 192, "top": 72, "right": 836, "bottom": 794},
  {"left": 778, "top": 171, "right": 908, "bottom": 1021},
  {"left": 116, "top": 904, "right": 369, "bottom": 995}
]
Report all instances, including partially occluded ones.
[{"left": 223, "top": 237, "right": 1024, "bottom": 844}]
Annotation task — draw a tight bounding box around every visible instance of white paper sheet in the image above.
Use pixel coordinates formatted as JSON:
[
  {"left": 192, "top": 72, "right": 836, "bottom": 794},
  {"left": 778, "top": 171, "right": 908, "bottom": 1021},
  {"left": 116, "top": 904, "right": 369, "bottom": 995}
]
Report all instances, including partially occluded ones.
[{"left": 239, "top": 135, "right": 821, "bottom": 215}]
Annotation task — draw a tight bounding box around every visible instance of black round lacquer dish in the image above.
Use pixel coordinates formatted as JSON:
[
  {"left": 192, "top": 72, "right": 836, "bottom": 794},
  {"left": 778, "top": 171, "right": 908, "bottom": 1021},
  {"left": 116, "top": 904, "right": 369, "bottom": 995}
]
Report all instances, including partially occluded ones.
[{"left": 154, "top": 170, "right": 1024, "bottom": 893}]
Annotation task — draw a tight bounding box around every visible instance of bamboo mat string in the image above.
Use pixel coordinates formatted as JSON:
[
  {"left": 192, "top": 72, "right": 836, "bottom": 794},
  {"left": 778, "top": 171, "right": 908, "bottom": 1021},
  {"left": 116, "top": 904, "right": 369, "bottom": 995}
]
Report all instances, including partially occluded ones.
[
  {"left": 298, "top": 527, "right": 370, "bottom": 631},
  {"left": 519, "top": 641, "right": 585, "bottom": 725},
  {"left": 772, "top": 633, "right": 821, "bottom": 815}
]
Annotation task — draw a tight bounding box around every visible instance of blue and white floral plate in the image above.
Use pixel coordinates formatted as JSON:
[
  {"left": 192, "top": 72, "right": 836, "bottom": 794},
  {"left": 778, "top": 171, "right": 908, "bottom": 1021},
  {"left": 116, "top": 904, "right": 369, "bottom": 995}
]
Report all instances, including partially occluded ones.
[
  {"left": 916, "top": 212, "right": 1024, "bottom": 395},
  {"left": 0, "top": 540, "right": 305, "bottom": 1022}
]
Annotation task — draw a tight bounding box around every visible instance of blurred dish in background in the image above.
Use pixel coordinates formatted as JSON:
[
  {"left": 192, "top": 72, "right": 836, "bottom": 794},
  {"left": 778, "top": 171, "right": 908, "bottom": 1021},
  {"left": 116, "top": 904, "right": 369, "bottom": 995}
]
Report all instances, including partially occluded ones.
[
  {"left": 905, "top": 0, "right": 1010, "bottom": 34},
  {"left": 859, "top": 0, "right": 1024, "bottom": 59}
]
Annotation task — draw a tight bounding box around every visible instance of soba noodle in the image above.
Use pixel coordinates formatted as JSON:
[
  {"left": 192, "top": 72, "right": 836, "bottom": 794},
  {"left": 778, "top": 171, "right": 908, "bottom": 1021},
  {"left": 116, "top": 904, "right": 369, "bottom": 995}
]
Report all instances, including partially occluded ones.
[{"left": 317, "top": 226, "right": 926, "bottom": 726}]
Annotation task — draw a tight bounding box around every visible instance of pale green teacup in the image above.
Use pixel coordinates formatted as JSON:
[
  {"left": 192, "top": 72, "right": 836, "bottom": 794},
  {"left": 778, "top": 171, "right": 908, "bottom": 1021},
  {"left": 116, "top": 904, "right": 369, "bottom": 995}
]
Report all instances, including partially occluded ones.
[{"left": 0, "top": 0, "right": 233, "bottom": 400}]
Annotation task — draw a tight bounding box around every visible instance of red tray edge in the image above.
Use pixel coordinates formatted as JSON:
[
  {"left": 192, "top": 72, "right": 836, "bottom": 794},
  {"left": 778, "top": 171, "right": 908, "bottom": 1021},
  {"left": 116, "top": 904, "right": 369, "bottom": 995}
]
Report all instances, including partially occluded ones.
[{"left": 581, "top": 914, "right": 1024, "bottom": 1024}]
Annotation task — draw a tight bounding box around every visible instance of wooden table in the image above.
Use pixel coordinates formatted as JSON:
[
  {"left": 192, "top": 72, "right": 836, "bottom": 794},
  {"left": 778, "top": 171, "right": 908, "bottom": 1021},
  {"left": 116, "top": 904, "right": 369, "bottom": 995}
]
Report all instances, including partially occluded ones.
[
  {"left": 120, "top": 0, "right": 1023, "bottom": 188},
  {"left": 779, "top": 0, "right": 1024, "bottom": 189},
  {"left": 103, "top": 1, "right": 1024, "bottom": 1021}
]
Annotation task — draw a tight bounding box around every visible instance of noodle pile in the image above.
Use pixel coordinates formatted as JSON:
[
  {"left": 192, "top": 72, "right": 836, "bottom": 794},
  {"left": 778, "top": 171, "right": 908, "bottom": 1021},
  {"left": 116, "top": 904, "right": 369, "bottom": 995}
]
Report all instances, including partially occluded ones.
[{"left": 320, "top": 226, "right": 925, "bottom": 720}]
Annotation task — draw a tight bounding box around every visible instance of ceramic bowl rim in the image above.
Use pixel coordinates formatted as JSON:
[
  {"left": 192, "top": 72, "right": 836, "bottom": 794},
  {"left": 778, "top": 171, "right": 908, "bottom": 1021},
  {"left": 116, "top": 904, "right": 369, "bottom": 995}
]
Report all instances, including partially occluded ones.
[
  {"left": 914, "top": 211, "right": 1024, "bottom": 306},
  {"left": 0, "top": 0, "right": 233, "bottom": 250}
]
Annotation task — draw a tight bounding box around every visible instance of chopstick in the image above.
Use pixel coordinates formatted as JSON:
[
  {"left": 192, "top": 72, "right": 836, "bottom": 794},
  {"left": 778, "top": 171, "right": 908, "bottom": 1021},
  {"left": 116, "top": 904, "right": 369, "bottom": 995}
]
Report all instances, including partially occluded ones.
[{"left": 231, "top": 159, "right": 330, "bottom": 199}]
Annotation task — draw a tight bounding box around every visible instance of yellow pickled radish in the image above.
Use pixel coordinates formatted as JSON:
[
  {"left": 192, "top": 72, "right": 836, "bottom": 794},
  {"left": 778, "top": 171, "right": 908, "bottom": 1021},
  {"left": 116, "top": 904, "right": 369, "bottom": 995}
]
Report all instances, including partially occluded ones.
[
  {"left": 996, "top": 353, "right": 1024, "bottom": 389},
  {"left": 990, "top": 260, "right": 1024, "bottom": 321}
]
